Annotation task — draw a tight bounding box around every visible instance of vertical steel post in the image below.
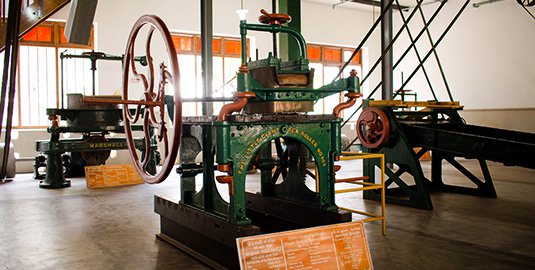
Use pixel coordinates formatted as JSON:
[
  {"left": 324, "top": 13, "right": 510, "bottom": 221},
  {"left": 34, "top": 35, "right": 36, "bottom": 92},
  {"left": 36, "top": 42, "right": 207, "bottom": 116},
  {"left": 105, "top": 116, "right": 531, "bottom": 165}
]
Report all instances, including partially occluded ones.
[
  {"left": 381, "top": 0, "right": 393, "bottom": 100},
  {"left": 201, "top": 0, "right": 213, "bottom": 116},
  {"left": 200, "top": 0, "right": 214, "bottom": 211},
  {"left": 0, "top": 0, "right": 22, "bottom": 179},
  {"left": 60, "top": 53, "right": 65, "bottom": 108},
  {"left": 272, "top": 0, "right": 278, "bottom": 58},
  {"left": 278, "top": 0, "right": 301, "bottom": 61}
]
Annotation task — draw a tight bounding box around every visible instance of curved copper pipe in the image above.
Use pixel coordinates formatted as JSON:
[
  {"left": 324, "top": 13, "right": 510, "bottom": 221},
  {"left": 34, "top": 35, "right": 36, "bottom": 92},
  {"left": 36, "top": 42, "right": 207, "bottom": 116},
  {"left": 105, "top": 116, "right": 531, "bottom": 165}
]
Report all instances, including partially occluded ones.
[
  {"left": 217, "top": 164, "right": 231, "bottom": 173},
  {"left": 333, "top": 92, "right": 362, "bottom": 117},
  {"left": 218, "top": 92, "right": 255, "bottom": 121},
  {"left": 216, "top": 175, "right": 234, "bottom": 196}
]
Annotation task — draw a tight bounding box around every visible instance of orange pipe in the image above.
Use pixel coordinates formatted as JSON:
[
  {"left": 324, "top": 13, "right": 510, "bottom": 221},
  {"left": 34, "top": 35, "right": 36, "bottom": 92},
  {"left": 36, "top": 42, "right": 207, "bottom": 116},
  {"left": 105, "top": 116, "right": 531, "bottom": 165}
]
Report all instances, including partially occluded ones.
[
  {"left": 216, "top": 175, "right": 234, "bottom": 196},
  {"left": 333, "top": 92, "right": 362, "bottom": 117},
  {"left": 218, "top": 92, "right": 255, "bottom": 121},
  {"left": 217, "top": 163, "right": 231, "bottom": 173}
]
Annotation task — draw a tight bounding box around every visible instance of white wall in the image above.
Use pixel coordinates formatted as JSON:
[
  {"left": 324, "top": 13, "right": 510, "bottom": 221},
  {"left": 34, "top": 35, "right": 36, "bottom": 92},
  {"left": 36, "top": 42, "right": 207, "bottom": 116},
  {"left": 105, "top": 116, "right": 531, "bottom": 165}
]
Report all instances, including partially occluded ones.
[
  {"left": 14, "top": 0, "right": 535, "bottom": 173},
  {"left": 391, "top": 0, "right": 535, "bottom": 109},
  {"left": 301, "top": 1, "right": 382, "bottom": 95},
  {"left": 52, "top": 0, "right": 381, "bottom": 94},
  {"left": 20, "top": 0, "right": 378, "bottom": 172}
]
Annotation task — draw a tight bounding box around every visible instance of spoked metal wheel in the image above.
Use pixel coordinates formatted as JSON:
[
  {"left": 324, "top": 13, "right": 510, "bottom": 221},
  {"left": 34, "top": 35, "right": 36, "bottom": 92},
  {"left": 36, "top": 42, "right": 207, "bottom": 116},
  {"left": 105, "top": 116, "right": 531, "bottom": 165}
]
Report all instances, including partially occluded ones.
[
  {"left": 356, "top": 107, "right": 390, "bottom": 149},
  {"left": 122, "top": 15, "right": 182, "bottom": 184}
]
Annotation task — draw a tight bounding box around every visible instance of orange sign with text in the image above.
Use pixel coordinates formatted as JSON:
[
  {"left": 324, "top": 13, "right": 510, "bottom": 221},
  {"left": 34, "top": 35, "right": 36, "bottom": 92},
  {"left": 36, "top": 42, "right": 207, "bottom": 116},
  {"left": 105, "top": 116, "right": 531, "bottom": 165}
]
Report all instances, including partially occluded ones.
[
  {"left": 236, "top": 221, "right": 373, "bottom": 270},
  {"left": 85, "top": 164, "right": 143, "bottom": 189}
]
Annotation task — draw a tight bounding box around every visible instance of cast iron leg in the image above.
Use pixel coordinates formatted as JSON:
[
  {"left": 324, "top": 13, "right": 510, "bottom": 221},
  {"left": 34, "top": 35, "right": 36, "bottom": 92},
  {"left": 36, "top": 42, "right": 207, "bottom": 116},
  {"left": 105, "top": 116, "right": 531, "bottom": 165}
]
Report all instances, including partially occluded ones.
[{"left": 39, "top": 151, "right": 70, "bottom": 189}]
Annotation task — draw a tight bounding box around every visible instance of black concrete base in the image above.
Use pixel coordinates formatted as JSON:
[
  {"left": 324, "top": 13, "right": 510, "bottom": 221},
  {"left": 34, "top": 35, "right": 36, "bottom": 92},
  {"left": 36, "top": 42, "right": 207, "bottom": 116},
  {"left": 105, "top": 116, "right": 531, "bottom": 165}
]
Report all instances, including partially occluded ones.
[
  {"left": 39, "top": 179, "right": 71, "bottom": 189},
  {"left": 154, "top": 193, "right": 351, "bottom": 269}
]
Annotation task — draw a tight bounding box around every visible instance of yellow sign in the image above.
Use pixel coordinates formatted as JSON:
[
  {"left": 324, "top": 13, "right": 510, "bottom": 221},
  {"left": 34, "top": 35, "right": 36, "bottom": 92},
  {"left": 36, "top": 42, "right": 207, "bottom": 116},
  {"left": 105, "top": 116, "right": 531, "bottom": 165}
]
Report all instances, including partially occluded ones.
[
  {"left": 85, "top": 164, "right": 143, "bottom": 188},
  {"left": 237, "top": 221, "right": 373, "bottom": 270}
]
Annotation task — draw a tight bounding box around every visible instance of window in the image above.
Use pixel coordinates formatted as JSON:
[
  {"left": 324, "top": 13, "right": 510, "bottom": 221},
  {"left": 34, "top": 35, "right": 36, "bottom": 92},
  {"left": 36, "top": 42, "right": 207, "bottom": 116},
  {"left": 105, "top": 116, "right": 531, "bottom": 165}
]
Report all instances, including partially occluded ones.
[
  {"left": 307, "top": 44, "right": 362, "bottom": 116},
  {"left": 171, "top": 33, "right": 248, "bottom": 116},
  {"left": 4, "top": 21, "right": 94, "bottom": 128}
]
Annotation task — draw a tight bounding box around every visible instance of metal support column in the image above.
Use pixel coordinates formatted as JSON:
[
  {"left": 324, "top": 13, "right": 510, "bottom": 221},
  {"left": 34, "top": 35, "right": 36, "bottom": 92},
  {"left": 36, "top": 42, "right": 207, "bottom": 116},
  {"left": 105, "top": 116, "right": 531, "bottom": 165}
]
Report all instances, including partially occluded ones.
[
  {"left": 200, "top": 0, "right": 215, "bottom": 210},
  {"left": 201, "top": 0, "right": 213, "bottom": 116},
  {"left": 278, "top": 0, "right": 301, "bottom": 61},
  {"left": 0, "top": 0, "right": 22, "bottom": 179},
  {"left": 381, "top": 0, "right": 393, "bottom": 100}
]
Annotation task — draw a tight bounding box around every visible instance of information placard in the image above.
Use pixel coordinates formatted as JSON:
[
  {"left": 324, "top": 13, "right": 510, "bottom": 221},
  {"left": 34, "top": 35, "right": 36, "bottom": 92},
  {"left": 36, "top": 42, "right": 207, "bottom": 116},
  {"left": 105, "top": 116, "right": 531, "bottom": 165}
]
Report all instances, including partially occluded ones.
[
  {"left": 85, "top": 164, "right": 143, "bottom": 188},
  {"left": 236, "top": 221, "right": 373, "bottom": 270}
]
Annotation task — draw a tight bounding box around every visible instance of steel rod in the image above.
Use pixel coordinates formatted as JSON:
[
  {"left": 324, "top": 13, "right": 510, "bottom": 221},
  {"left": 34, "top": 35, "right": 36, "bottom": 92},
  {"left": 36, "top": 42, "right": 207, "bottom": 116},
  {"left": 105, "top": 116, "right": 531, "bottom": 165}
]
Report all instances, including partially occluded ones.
[
  {"left": 60, "top": 51, "right": 65, "bottom": 108},
  {"left": 201, "top": 0, "right": 213, "bottom": 116},
  {"left": 341, "top": 103, "right": 363, "bottom": 128},
  {"left": 521, "top": 4, "right": 535, "bottom": 20},
  {"left": 417, "top": 1, "right": 453, "bottom": 101},
  {"left": 81, "top": 97, "right": 162, "bottom": 106},
  {"left": 1, "top": 0, "right": 22, "bottom": 179},
  {"left": 381, "top": 0, "right": 394, "bottom": 100},
  {"left": 393, "top": 0, "right": 471, "bottom": 100},
  {"left": 396, "top": 0, "right": 437, "bottom": 101},
  {"left": 201, "top": 0, "right": 215, "bottom": 212},
  {"left": 360, "top": 0, "right": 424, "bottom": 86},
  {"left": 91, "top": 59, "right": 96, "bottom": 95},
  {"left": 342, "top": 0, "right": 450, "bottom": 133},
  {"left": 272, "top": 0, "right": 278, "bottom": 58},
  {"left": 332, "top": 0, "right": 395, "bottom": 83},
  {"left": 368, "top": 0, "right": 447, "bottom": 99},
  {"left": 0, "top": 1, "right": 13, "bottom": 132},
  {"left": 342, "top": 0, "right": 444, "bottom": 129}
]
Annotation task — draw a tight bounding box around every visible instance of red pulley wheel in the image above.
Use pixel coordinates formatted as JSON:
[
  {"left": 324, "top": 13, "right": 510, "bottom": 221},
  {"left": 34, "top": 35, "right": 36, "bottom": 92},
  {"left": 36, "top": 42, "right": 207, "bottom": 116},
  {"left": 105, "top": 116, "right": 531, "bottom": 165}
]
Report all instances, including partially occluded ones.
[{"left": 356, "top": 107, "right": 390, "bottom": 149}]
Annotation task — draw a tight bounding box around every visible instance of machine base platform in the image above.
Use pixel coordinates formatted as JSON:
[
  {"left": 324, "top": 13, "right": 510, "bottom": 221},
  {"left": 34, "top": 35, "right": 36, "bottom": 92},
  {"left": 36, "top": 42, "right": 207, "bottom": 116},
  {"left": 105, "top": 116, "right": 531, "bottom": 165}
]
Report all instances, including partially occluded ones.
[
  {"left": 154, "top": 194, "right": 351, "bottom": 269},
  {"left": 39, "top": 179, "right": 71, "bottom": 189}
]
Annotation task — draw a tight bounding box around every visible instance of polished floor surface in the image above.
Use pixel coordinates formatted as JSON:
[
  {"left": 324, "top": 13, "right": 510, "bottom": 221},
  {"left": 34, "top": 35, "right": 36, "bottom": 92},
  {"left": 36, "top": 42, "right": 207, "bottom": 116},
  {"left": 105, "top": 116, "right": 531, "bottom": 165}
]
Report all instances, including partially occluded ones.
[{"left": 1, "top": 159, "right": 534, "bottom": 269}]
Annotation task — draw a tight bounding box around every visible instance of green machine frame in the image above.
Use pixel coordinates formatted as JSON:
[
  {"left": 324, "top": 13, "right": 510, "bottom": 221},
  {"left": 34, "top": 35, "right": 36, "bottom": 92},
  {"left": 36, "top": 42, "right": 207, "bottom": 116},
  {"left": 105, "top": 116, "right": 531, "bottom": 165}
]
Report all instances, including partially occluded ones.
[{"left": 150, "top": 8, "right": 362, "bottom": 269}]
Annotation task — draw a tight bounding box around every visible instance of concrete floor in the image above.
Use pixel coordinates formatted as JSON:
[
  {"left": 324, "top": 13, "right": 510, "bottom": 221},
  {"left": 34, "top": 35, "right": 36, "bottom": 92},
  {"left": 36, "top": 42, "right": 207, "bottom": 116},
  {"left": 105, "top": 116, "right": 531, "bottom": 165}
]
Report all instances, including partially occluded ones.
[{"left": 1, "top": 159, "right": 534, "bottom": 269}]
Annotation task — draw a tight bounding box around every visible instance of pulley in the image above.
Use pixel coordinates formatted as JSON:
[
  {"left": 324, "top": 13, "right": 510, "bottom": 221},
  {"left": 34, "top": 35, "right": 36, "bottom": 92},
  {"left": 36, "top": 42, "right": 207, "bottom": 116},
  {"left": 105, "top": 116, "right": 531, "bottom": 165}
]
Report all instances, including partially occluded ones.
[{"left": 356, "top": 107, "right": 390, "bottom": 149}]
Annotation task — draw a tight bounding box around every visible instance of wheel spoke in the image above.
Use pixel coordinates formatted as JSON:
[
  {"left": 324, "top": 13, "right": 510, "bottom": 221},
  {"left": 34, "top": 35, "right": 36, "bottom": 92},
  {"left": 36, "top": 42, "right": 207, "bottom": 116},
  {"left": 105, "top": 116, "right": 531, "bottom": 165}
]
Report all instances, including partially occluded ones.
[
  {"left": 145, "top": 26, "right": 156, "bottom": 96},
  {"left": 272, "top": 168, "right": 281, "bottom": 183},
  {"left": 275, "top": 138, "right": 283, "bottom": 158},
  {"left": 356, "top": 107, "right": 390, "bottom": 148},
  {"left": 141, "top": 113, "right": 152, "bottom": 169}
]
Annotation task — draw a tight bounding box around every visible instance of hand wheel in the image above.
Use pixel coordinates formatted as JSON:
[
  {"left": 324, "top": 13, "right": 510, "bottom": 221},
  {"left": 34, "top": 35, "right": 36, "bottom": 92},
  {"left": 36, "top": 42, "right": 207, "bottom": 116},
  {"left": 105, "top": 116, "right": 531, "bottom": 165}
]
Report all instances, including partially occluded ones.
[{"left": 122, "top": 15, "right": 182, "bottom": 184}]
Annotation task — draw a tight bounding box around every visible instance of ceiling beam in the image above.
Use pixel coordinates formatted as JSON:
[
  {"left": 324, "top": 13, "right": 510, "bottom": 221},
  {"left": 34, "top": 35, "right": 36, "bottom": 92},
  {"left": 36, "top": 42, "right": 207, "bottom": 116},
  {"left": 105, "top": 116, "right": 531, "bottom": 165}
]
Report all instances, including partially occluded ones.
[{"left": 343, "top": 0, "right": 408, "bottom": 10}]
